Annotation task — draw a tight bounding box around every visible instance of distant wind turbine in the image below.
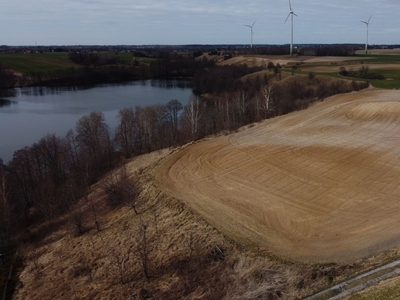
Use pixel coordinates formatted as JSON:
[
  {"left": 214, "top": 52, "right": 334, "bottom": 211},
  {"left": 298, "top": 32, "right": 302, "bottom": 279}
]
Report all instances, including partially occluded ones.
[
  {"left": 244, "top": 21, "right": 256, "bottom": 48},
  {"left": 284, "top": 0, "right": 297, "bottom": 57},
  {"left": 361, "top": 15, "right": 372, "bottom": 54}
]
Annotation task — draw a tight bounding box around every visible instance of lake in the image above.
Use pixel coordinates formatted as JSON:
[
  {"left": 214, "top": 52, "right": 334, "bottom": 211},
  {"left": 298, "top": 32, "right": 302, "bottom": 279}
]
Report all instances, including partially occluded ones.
[{"left": 0, "top": 79, "right": 193, "bottom": 163}]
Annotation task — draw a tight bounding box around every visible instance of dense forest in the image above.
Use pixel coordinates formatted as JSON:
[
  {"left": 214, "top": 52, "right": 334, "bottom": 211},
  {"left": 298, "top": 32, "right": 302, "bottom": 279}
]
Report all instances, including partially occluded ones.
[{"left": 0, "top": 52, "right": 370, "bottom": 298}]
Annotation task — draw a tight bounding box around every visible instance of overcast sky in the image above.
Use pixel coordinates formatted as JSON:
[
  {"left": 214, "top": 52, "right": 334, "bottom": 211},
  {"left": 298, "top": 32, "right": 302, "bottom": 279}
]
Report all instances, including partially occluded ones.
[{"left": 1, "top": 0, "right": 399, "bottom": 46}]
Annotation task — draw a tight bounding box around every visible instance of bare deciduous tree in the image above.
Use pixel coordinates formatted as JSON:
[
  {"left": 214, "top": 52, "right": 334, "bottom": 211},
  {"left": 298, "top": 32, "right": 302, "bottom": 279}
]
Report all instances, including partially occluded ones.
[
  {"left": 75, "top": 111, "right": 113, "bottom": 175},
  {"left": 165, "top": 99, "right": 183, "bottom": 145},
  {"left": 262, "top": 81, "right": 274, "bottom": 114},
  {"left": 234, "top": 90, "right": 249, "bottom": 125},
  {"left": 115, "top": 107, "right": 137, "bottom": 158},
  {"left": 183, "top": 96, "right": 203, "bottom": 141}
]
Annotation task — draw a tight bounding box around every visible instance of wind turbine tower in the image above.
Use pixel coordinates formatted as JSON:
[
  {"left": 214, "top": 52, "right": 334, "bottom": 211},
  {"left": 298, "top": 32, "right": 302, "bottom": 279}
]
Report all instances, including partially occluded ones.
[
  {"left": 244, "top": 21, "right": 256, "bottom": 48},
  {"left": 361, "top": 16, "right": 372, "bottom": 54},
  {"left": 284, "top": 0, "right": 297, "bottom": 56}
]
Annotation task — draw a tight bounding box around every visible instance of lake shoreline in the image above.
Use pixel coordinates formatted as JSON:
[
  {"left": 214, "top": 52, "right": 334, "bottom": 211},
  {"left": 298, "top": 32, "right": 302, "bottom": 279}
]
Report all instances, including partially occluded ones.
[{"left": 0, "top": 79, "right": 194, "bottom": 163}]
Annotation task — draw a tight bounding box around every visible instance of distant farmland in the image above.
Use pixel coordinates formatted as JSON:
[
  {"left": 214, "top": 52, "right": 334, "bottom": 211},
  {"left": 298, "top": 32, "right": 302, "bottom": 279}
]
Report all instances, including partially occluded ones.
[{"left": 0, "top": 53, "right": 79, "bottom": 73}]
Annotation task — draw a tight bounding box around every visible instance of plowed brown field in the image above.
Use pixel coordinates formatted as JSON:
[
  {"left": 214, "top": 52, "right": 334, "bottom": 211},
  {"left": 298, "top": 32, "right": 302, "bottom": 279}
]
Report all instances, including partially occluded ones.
[{"left": 156, "top": 89, "right": 400, "bottom": 262}]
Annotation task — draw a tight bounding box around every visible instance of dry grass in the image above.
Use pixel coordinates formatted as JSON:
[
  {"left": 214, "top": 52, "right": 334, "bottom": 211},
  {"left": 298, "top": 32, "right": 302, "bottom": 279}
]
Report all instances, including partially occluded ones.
[
  {"left": 12, "top": 89, "right": 400, "bottom": 299},
  {"left": 13, "top": 145, "right": 386, "bottom": 299},
  {"left": 9, "top": 150, "right": 313, "bottom": 299}
]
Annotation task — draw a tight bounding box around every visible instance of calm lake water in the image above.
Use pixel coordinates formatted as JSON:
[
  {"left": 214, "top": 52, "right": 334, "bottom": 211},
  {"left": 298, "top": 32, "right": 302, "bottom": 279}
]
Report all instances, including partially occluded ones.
[{"left": 0, "top": 79, "right": 193, "bottom": 163}]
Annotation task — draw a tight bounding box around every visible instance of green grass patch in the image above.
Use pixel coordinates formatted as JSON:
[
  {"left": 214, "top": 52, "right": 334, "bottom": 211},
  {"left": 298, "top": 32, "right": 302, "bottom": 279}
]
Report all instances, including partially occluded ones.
[
  {"left": 364, "top": 69, "right": 400, "bottom": 89},
  {"left": 288, "top": 65, "right": 400, "bottom": 89},
  {"left": 0, "top": 53, "right": 79, "bottom": 73}
]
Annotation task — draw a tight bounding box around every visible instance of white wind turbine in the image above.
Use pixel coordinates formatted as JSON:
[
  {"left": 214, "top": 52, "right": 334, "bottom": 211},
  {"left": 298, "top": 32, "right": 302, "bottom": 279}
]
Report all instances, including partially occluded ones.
[
  {"left": 244, "top": 21, "right": 256, "bottom": 48},
  {"left": 361, "top": 15, "right": 372, "bottom": 54},
  {"left": 284, "top": 0, "right": 297, "bottom": 57}
]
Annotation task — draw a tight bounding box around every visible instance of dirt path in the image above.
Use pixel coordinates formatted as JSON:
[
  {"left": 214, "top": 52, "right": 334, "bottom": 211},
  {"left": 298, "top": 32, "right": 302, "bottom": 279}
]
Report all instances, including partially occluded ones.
[{"left": 156, "top": 89, "right": 400, "bottom": 262}]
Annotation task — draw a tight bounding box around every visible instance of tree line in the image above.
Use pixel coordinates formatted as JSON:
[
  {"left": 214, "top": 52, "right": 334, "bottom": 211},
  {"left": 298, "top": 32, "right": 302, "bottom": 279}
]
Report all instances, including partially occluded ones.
[
  {"left": 0, "top": 69, "right": 369, "bottom": 236},
  {"left": 0, "top": 64, "right": 369, "bottom": 296},
  {"left": 0, "top": 52, "right": 216, "bottom": 88},
  {"left": 231, "top": 45, "right": 357, "bottom": 56}
]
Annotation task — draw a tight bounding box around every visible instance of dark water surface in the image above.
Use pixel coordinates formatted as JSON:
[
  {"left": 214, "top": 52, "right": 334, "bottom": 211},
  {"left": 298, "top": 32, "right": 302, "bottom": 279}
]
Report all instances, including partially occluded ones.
[{"left": 0, "top": 79, "right": 193, "bottom": 163}]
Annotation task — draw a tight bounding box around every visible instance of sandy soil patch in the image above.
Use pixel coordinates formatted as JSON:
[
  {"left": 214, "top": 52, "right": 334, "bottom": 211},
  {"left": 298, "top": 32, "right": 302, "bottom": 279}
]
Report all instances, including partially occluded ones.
[{"left": 156, "top": 89, "right": 400, "bottom": 262}]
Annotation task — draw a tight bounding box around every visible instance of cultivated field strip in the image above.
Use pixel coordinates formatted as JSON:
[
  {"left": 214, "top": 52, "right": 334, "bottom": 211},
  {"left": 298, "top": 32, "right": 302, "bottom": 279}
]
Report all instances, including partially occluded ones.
[{"left": 156, "top": 89, "right": 400, "bottom": 262}]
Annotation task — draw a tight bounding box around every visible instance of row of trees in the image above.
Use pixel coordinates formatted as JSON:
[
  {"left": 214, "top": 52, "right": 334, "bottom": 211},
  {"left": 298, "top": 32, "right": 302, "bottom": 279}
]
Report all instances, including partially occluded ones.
[
  {"left": 1, "top": 72, "right": 371, "bottom": 223},
  {"left": 0, "top": 53, "right": 216, "bottom": 88},
  {"left": 233, "top": 45, "right": 358, "bottom": 56},
  {"left": 299, "top": 46, "right": 356, "bottom": 56},
  {"left": 0, "top": 68, "right": 369, "bottom": 296},
  {"left": 0, "top": 45, "right": 367, "bottom": 90},
  {"left": 68, "top": 52, "right": 121, "bottom": 66}
]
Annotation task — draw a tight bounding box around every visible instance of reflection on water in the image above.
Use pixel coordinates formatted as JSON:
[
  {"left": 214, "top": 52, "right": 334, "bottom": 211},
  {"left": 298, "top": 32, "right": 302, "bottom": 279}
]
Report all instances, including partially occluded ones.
[
  {"left": 0, "top": 79, "right": 193, "bottom": 163},
  {"left": 0, "top": 85, "right": 93, "bottom": 98},
  {"left": 0, "top": 79, "right": 192, "bottom": 98},
  {"left": 150, "top": 79, "right": 192, "bottom": 89},
  {"left": 0, "top": 99, "right": 16, "bottom": 107}
]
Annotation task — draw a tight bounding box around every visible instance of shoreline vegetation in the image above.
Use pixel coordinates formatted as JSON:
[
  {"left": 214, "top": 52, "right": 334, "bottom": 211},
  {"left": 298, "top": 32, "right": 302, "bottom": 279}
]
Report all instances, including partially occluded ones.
[
  {"left": 3, "top": 47, "right": 400, "bottom": 299},
  {"left": 0, "top": 51, "right": 215, "bottom": 89}
]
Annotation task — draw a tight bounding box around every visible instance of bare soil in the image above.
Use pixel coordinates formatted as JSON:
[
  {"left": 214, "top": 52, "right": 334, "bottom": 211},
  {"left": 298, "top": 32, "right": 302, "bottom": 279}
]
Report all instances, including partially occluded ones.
[{"left": 156, "top": 89, "right": 400, "bottom": 263}]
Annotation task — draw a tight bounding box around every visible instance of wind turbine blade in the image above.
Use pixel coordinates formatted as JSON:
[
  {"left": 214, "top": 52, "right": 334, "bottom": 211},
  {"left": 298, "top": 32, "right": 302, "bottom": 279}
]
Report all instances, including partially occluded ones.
[
  {"left": 284, "top": 13, "right": 291, "bottom": 24},
  {"left": 368, "top": 15, "right": 372, "bottom": 23},
  {"left": 293, "top": 12, "right": 298, "bottom": 17},
  {"left": 252, "top": 20, "right": 256, "bottom": 27},
  {"left": 289, "top": 0, "right": 292, "bottom": 11},
  {"left": 361, "top": 21, "right": 367, "bottom": 25}
]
